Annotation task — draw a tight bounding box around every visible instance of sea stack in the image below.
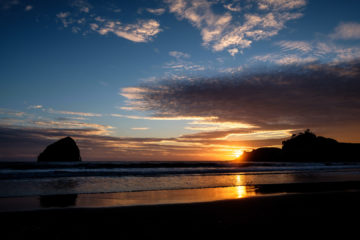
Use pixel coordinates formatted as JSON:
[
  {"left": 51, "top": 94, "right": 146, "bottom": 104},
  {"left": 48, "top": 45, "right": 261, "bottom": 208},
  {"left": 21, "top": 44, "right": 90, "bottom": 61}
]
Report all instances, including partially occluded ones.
[{"left": 37, "top": 137, "right": 81, "bottom": 162}]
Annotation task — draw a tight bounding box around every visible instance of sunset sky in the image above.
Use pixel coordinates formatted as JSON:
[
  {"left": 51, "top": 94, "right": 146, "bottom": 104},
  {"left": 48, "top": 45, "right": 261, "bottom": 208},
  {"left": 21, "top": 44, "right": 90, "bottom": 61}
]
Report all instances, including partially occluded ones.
[{"left": 1, "top": 0, "right": 360, "bottom": 161}]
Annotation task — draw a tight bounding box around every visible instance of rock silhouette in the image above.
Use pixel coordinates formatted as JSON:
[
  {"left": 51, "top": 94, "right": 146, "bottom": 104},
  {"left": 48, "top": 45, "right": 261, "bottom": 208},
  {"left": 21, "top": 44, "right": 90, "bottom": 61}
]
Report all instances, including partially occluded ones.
[
  {"left": 240, "top": 147, "right": 282, "bottom": 162},
  {"left": 238, "top": 130, "right": 360, "bottom": 162},
  {"left": 37, "top": 137, "right": 81, "bottom": 162}
]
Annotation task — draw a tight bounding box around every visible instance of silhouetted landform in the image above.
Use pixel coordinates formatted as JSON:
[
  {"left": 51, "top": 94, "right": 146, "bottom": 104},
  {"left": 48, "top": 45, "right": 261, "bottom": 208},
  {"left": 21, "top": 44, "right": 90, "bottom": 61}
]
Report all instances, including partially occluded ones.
[
  {"left": 239, "top": 130, "right": 360, "bottom": 162},
  {"left": 37, "top": 137, "right": 81, "bottom": 162},
  {"left": 40, "top": 194, "right": 78, "bottom": 208}
]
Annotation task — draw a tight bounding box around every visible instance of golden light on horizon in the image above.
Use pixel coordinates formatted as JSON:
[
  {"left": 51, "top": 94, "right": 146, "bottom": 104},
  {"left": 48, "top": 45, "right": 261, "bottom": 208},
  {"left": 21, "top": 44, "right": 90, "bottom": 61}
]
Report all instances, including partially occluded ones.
[{"left": 234, "top": 149, "right": 244, "bottom": 158}]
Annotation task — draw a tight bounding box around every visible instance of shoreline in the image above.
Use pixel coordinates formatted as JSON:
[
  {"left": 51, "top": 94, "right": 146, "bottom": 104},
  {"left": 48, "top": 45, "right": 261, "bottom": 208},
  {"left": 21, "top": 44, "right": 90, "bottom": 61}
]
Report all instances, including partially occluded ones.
[
  {"left": 2, "top": 181, "right": 360, "bottom": 212},
  {"left": 2, "top": 190, "right": 360, "bottom": 238}
]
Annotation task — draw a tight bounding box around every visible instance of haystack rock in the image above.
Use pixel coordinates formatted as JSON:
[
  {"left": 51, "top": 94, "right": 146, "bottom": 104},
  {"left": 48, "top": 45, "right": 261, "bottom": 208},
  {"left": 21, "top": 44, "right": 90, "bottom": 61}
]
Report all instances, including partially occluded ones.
[{"left": 37, "top": 137, "right": 81, "bottom": 162}]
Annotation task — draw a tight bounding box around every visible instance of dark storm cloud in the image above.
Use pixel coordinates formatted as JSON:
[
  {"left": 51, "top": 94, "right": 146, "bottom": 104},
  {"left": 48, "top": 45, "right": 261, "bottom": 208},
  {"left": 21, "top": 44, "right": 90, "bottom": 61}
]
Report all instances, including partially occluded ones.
[{"left": 125, "top": 61, "right": 360, "bottom": 131}]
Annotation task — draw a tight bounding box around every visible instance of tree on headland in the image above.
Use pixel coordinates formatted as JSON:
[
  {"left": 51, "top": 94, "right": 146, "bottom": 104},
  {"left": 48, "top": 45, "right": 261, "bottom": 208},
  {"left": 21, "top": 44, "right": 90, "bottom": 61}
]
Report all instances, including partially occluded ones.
[{"left": 281, "top": 129, "right": 338, "bottom": 162}]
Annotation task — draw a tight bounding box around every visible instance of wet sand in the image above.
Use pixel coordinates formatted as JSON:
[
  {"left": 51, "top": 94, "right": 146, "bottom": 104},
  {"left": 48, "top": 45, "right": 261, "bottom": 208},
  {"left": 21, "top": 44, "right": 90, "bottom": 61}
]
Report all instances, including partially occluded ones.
[{"left": 2, "top": 189, "right": 360, "bottom": 239}]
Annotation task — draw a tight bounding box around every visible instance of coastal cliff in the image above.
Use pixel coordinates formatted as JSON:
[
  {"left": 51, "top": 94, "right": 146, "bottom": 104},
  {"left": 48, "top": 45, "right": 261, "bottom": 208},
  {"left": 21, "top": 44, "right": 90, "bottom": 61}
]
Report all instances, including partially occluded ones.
[{"left": 238, "top": 130, "right": 360, "bottom": 162}]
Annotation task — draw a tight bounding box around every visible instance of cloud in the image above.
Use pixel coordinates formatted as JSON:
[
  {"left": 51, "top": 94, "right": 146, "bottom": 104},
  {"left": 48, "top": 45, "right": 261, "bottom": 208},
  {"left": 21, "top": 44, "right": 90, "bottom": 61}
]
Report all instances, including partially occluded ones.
[
  {"left": 163, "top": 62, "right": 205, "bottom": 71},
  {"left": 56, "top": 12, "right": 73, "bottom": 28},
  {"left": 131, "top": 127, "right": 149, "bottom": 130},
  {"left": 272, "top": 54, "right": 318, "bottom": 65},
  {"left": 146, "top": 8, "right": 166, "bottom": 15},
  {"left": 164, "top": 51, "right": 206, "bottom": 72},
  {"left": 121, "top": 60, "right": 360, "bottom": 140},
  {"left": 255, "top": 39, "right": 360, "bottom": 65},
  {"left": 169, "top": 51, "right": 191, "bottom": 59},
  {"left": 24, "top": 5, "right": 32, "bottom": 11},
  {"left": 331, "top": 22, "right": 360, "bottom": 40},
  {"left": 0, "top": 106, "right": 111, "bottom": 136},
  {"left": 223, "top": 3, "right": 241, "bottom": 12},
  {"left": 184, "top": 120, "right": 255, "bottom": 131},
  {"left": 0, "top": 108, "right": 25, "bottom": 117},
  {"left": 48, "top": 108, "right": 102, "bottom": 117},
  {"left": 111, "top": 113, "right": 218, "bottom": 121},
  {"left": 220, "top": 130, "right": 292, "bottom": 141},
  {"left": 276, "top": 40, "right": 312, "bottom": 52},
  {"left": 71, "top": 0, "right": 92, "bottom": 13},
  {"left": 92, "top": 19, "right": 161, "bottom": 42},
  {"left": 120, "top": 87, "right": 150, "bottom": 100},
  {"left": 29, "top": 120, "right": 112, "bottom": 135},
  {"left": 28, "top": 105, "right": 43, "bottom": 109},
  {"left": 227, "top": 48, "right": 239, "bottom": 56},
  {"left": 220, "top": 65, "right": 243, "bottom": 74},
  {"left": 165, "top": 0, "right": 306, "bottom": 53},
  {"left": 56, "top": 2, "right": 162, "bottom": 43},
  {"left": 0, "top": 125, "right": 287, "bottom": 161},
  {"left": 257, "top": 0, "right": 306, "bottom": 11}
]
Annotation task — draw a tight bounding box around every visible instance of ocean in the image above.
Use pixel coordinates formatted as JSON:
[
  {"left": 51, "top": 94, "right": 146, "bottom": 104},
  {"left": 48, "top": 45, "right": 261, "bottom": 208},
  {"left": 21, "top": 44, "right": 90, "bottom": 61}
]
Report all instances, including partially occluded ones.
[{"left": 1, "top": 161, "right": 360, "bottom": 211}]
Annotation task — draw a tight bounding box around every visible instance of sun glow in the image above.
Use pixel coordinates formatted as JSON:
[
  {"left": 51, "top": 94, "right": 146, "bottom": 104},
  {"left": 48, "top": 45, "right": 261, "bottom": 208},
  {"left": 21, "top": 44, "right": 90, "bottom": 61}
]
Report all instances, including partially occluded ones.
[{"left": 234, "top": 149, "right": 244, "bottom": 158}]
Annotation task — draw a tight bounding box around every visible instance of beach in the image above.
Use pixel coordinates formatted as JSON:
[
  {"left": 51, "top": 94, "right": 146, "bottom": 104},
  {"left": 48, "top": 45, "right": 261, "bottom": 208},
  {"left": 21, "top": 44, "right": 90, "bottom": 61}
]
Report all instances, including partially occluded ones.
[
  {"left": 2, "top": 162, "right": 360, "bottom": 238},
  {"left": 2, "top": 189, "right": 360, "bottom": 239}
]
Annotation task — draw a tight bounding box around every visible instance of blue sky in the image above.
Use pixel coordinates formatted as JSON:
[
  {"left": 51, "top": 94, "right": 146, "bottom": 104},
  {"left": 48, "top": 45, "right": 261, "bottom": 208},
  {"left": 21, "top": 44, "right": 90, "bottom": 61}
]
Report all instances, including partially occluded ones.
[{"left": 1, "top": 0, "right": 360, "bottom": 161}]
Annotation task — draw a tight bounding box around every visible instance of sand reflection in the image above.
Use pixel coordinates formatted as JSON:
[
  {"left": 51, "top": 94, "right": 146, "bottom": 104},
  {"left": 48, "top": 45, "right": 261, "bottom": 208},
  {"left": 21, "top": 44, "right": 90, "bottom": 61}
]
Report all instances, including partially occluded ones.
[{"left": 76, "top": 184, "right": 257, "bottom": 209}]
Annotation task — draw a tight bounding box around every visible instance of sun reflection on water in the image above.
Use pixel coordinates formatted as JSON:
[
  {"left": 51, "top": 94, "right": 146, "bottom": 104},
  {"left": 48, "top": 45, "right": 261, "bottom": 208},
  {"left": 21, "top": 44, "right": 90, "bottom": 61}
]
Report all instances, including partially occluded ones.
[
  {"left": 67, "top": 175, "right": 258, "bottom": 209},
  {"left": 233, "top": 175, "right": 256, "bottom": 198},
  {"left": 235, "top": 186, "right": 247, "bottom": 198}
]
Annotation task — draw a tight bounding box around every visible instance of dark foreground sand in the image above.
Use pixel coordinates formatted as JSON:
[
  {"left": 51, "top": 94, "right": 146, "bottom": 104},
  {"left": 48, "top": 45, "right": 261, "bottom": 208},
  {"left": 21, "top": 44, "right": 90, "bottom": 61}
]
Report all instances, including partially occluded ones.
[{"left": 2, "top": 190, "right": 360, "bottom": 239}]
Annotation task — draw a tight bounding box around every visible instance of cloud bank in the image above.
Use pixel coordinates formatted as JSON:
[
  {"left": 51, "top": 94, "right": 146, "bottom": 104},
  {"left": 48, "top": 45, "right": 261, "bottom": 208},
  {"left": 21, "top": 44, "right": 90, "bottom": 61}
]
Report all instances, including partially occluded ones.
[{"left": 121, "top": 60, "right": 360, "bottom": 137}]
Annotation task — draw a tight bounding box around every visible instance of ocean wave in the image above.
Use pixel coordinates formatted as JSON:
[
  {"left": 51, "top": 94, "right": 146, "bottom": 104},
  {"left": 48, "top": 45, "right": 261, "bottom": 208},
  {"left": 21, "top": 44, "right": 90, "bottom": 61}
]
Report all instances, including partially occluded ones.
[{"left": 1, "top": 161, "right": 360, "bottom": 179}]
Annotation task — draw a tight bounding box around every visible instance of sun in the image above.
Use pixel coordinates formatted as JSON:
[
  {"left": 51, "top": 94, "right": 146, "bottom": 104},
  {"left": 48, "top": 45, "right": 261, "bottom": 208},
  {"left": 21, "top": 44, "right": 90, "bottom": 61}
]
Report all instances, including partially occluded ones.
[{"left": 234, "top": 149, "right": 244, "bottom": 158}]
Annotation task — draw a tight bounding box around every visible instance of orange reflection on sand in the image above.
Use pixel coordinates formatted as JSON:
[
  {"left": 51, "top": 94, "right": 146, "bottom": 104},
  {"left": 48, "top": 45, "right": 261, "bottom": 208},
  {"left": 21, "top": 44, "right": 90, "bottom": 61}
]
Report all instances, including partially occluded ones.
[{"left": 76, "top": 184, "right": 258, "bottom": 209}]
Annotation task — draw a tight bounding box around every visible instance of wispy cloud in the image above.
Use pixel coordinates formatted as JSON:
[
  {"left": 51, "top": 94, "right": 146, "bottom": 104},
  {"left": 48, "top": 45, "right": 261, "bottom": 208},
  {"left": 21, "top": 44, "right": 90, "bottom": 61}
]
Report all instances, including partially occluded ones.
[
  {"left": 71, "top": 0, "right": 92, "bottom": 13},
  {"left": 48, "top": 108, "right": 102, "bottom": 117},
  {"left": 56, "top": 12, "right": 73, "bottom": 28},
  {"left": 276, "top": 40, "right": 312, "bottom": 52},
  {"left": 220, "top": 130, "right": 293, "bottom": 141},
  {"left": 227, "top": 48, "right": 239, "bottom": 56},
  {"left": 165, "top": 0, "right": 306, "bottom": 54},
  {"left": 24, "top": 5, "right": 32, "bottom": 11},
  {"left": 111, "top": 113, "right": 218, "bottom": 121},
  {"left": 56, "top": 2, "right": 162, "bottom": 43},
  {"left": 257, "top": 0, "right": 306, "bottom": 11},
  {"left": 27, "top": 105, "right": 43, "bottom": 110},
  {"left": 169, "top": 51, "right": 191, "bottom": 59},
  {"left": 331, "top": 22, "right": 360, "bottom": 40},
  {"left": 223, "top": 2, "right": 241, "bottom": 12},
  {"left": 131, "top": 127, "right": 149, "bottom": 130},
  {"left": 164, "top": 51, "right": 205, "bottom": 72},
  {"left": 163, "top": 62, "right": 205, "bottom": 71},
  {"left": 273, "top": 54, "right": 318, "bottom": 65},
  {"left": 185, "top": 120, "right": 256, "bottom": 131},
  {"left": 146, "top": 8, "right": 166, "bottom": 15},
  {"left": 219, "top": 65, "right": 243, "bottom": 74},
  {"left": 0, "top": 108, "right": 25, "bottom": 117},
  {"left": 91, "top": 19, "right": 161, "bottom": 42},
  {"left": 29, "top": 120, "right": 112, "bottom": 135},
  {"left": 255, "top": 26, "right": 360, "bottom": 65}
]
